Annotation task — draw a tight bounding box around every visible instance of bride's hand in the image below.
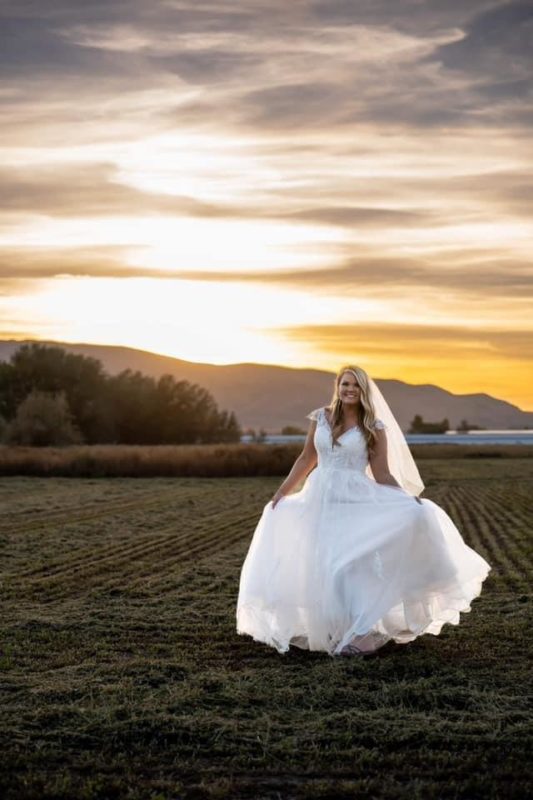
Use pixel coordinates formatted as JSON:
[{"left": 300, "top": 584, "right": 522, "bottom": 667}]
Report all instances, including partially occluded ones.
[{"left": 271, "top": 490, "right": 286, "bottom": 509}]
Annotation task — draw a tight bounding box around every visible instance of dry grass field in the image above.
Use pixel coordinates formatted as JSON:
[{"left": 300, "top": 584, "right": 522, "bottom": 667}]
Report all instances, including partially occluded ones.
[
  {"left": 1, "top": 459, "right": 532, "bottom": 799},
  {"left": 0, "top": 442, "right": 532, "bottom": 478}
]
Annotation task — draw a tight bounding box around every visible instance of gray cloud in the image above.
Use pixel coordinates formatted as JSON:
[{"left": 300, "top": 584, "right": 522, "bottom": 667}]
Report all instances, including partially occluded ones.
[
  {"left": 428, "top": 1, "right": 533, "bottom": 80},
  {"left": 65, "top": 253, "right": 527, "bottom": 300},
  {"left": 0, "top": 164, "right": 234, "bottom": 218},
  {"left": 0, "top": 246, "right": 148, "bottom": 281},
  {"left": 415, "top": 170, "right": 533, "bottom": 219},
  {"left": 0, "top": 14, "right": 143, "bottom": 79},
  {"left": 2, "top": 0, "right": 530, "bottom": 137},
  {"left": 307, "top": 1, "right": 496, "bottom": 33},
  {"left": 236, "top": 82, "right": 348, "bottom": 130},
  {"left": 0, "top": 163, "right": 439, "bottom": 227},
  {"left": 2, "top": 159, "right": 530, "bottom": 226},
  {"left": 283, "top": 207, "right": 430, "bottom": 227},
  {"left": 150, "top": 49, "right": 262, "bottom": 84}
]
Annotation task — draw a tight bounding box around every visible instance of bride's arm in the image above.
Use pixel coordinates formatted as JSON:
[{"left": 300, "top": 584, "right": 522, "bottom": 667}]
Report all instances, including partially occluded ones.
[
  {"left": 369, "top": 429, "right": 422, "bottom": 504},
  {"left": 271, "top": 421, "right": 318, "bottom": 508}
]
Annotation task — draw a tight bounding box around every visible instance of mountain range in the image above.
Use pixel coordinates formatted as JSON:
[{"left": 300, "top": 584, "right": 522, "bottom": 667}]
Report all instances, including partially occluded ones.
[{"left": 1, "top": 339, "right": 531, "bottom": 432}]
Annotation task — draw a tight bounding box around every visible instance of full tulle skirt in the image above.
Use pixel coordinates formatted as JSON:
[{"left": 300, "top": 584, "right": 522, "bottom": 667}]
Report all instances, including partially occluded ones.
[{"left": 236, "top": 466, "right": 491, "bottom": 656}]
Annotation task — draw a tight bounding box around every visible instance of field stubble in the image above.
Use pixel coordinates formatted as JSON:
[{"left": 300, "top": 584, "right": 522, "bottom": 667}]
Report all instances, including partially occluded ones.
[{"left": 0, "top": 459, "right": 532, "bottom": 800}]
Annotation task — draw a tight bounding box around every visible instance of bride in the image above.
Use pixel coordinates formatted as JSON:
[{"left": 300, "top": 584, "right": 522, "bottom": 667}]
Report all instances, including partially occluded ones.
[{"left": 236, "top": 364, "right": 491, "bottom": 657}]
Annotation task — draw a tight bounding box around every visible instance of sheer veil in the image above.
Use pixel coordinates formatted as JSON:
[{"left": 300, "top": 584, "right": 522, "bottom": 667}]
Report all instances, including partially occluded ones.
[{"left": 365, "top": 377, "right": 425, "bottom": 497}]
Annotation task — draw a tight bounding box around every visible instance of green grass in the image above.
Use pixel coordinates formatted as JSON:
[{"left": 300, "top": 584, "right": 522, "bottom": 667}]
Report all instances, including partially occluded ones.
[{"left": 1, "top": 461, "right": 532, "bottom": 799}]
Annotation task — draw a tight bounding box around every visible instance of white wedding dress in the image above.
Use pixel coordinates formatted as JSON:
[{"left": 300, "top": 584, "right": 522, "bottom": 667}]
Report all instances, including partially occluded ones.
[{"left": 236, "top": 407, "right": 491, "bottom": 656}]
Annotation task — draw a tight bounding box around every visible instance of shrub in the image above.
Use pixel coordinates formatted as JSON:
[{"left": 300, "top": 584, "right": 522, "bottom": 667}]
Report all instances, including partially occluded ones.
[{"left": 5, "top": 390, "right": 83, "bottom": 447}]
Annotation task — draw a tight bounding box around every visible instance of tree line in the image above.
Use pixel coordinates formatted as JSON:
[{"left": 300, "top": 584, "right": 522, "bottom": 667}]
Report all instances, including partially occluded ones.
[
  {"left": 0, "top": 344, "right": 241, "bottom": 446},
  {"left": 408, "top": 415, "right": 485, "bottom": 433},
  {"left": 409, "top": 414, "right": 450, "bottom": 434}
]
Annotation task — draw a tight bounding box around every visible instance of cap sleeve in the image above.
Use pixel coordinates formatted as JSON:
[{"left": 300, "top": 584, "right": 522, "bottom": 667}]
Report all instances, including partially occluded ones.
[
  {"left": 305, "top": 408, "right": 323, "bottom": 422},
  {"left": 372, "top": 418, "right": 387, "bottom": 430}
]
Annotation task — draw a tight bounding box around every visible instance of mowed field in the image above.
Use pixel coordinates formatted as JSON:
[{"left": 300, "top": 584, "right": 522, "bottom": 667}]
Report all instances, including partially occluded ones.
[{"left": 1, "top": 459, "right": 532, "bottom": 800}]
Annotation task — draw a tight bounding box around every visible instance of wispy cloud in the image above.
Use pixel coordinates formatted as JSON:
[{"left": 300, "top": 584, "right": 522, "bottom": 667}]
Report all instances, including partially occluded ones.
[
  {"left": 275, "top": 321, "right": 533, "bottom": 360},
  {"left": 0, "top": 0, "right": 532, "bottom": 406}
]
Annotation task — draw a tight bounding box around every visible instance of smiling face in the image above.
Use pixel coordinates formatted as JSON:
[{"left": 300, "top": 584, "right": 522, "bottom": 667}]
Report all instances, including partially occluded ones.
[{"left": 338, "top": 370, "right": 361, "bottom": 406}]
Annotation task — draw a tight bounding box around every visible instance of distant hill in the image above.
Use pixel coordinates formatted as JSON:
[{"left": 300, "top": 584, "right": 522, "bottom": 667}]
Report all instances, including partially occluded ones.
[{"left": 1, "top": 339, "right": 532, "bottom": 432}]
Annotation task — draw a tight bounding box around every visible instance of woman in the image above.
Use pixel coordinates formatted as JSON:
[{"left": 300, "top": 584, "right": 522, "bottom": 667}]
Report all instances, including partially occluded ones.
[{"left": 236, "top": 364, "right": 491, "bottom": 657}]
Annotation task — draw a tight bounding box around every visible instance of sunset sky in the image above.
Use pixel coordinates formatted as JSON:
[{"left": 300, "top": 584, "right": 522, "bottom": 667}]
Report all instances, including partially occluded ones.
[{"left": 1, "top": 1, "right": 532, "bottom": 408}]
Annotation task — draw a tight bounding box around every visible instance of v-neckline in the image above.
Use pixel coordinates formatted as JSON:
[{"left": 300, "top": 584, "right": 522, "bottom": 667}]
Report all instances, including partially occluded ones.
[{"left": 322, "top": 408, "right": 359, "bottom": 438}]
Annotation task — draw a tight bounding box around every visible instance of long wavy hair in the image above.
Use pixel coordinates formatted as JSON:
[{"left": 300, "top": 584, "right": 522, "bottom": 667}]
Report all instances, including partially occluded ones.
[{"left": 326, "top": 365, "right": 379, "bottom": 452}]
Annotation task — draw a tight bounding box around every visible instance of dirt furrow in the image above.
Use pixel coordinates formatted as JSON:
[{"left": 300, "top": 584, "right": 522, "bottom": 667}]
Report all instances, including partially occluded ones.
[
  {"left": 1, "top": 486, "right": 193, "bottom": 535},
  {"left": 452, "top": 487, "right": 525, "bottom": 589},
  {"left": 9, "top": 495, "right": 250, "bottom": 581},
  {"left": 7, "top": 511, "right": 257, "bottom": 601},
  {"left": 5, "top": 504, "right": 253, "bottom": 591}
]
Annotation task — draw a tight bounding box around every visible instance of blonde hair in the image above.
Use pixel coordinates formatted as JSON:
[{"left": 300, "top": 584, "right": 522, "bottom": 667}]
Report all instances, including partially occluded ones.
[{"left": 326, "top": 364, "right": 379, "bottom": 452}]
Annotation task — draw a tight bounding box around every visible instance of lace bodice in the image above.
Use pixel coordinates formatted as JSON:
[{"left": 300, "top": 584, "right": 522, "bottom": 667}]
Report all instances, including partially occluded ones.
[{"left": 306, "top": 407, "right": 386, "bottom": 474}]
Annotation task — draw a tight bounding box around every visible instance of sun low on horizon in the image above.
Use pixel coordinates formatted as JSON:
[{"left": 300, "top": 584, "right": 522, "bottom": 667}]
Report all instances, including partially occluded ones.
[{"left": 1, "top": 1, "right": 532, "bottom": 409}]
